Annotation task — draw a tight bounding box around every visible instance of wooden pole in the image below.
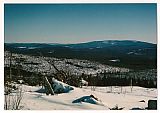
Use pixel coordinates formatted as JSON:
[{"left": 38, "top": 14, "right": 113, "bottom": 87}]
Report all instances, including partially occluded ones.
[
  {"left": 131, "top": 78, "right": 133, "bottom": 92},
  {"left": 44, "top": 76, "right": 54, "bottom": 95},
  {"left": 9, "top": 52, "right": 12, "bottom": 82}
]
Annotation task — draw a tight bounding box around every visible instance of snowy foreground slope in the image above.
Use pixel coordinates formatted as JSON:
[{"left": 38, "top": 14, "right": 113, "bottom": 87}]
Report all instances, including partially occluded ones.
[{"left": 20, "top": 85, "right": 157, "bottom": 110}]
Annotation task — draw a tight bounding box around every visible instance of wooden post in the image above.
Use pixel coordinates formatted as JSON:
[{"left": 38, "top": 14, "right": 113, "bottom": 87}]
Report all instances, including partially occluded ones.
[
  {"left": 131, "top": 78, "right": 133, "bottom": 92},
  {"left": 9, "top": 52, "right": 12, "bottom": 82},
  {"left": 44, "top": 76, "right": 54, "bottom": 95}
]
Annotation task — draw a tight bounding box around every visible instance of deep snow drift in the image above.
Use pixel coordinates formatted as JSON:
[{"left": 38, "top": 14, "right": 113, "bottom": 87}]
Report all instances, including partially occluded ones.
[
  {"left": 19, "top": 84, "right": 157, "bottom": 110},
  {"left": 36, "top": 78, "right": 74, "bottom": 94}
]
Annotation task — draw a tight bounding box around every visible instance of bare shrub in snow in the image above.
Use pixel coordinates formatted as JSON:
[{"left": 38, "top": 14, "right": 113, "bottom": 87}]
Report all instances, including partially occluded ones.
[{"left": 4, "top": 84, "right": 23, "bottom": 110}]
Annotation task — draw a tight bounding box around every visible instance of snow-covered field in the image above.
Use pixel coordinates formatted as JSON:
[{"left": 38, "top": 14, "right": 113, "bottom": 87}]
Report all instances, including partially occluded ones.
[{"left": 20, "top": 85, "right": 157, "bottom": 110}]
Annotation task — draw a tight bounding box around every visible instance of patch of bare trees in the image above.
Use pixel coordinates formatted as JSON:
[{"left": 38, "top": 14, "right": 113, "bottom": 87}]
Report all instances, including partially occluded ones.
[
  {"left": 4, "top": 84, "right": 23, "bottom": 110},
  {"left": 4, "top": 52, "right": 23, "bottom": 110}
]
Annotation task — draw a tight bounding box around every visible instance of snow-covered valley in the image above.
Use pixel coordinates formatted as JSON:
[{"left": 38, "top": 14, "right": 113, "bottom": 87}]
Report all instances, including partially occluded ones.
[{"left": 4, "top": 51, "right": 130, "bottom": 76}]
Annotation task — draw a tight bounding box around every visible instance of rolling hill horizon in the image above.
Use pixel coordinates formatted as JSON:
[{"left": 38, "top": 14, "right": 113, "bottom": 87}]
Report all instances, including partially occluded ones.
[{"left": 5, "top": 40, "right": 157, "bottom": 69}]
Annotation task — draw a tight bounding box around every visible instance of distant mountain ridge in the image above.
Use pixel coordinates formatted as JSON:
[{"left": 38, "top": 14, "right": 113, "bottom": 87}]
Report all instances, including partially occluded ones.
[
  {"left": 5, "top": 40, "right": 157, "bottom": 69},
  {"left": 64, "top": 40, "right": 156, "bottom": 48}
]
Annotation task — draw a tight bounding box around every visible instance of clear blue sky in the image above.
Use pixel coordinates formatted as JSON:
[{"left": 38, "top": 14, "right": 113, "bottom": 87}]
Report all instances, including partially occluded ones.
[{"left": 4, "top": 4, "right": 157, "bottom": 44}]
